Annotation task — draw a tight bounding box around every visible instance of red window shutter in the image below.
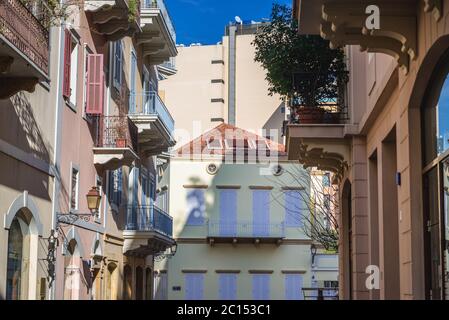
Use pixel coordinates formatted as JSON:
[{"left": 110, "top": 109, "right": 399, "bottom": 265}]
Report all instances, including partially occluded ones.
[
  {"left": 85, "top": 54, "right": 104, "bottom": 115},
  {"left": 63, "top": 29, "right": 72, "bottom": 99}
]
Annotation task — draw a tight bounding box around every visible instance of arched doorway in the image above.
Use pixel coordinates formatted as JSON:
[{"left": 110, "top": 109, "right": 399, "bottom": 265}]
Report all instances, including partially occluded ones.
[
  {"left": 123, "top": 265, "right": 132, "bottom": 300},
  {"left": 63, "top": 239, "right": 81, "bottom": 300},
  {"left": 6, "top": 212, "right": 31, "bottom": 300},
  {"left": 341, "top": 180, "right": 352, "bottom": 299},
  {"left": 145, "top": 268, "right": 152, "bottom": 300},
  {"left": 421, "top": 47, "right": 449, "bottom": 300}
]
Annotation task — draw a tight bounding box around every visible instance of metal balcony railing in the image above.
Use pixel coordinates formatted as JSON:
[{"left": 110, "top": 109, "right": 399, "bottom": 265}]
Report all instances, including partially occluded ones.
[
  {"left": 0, "top": 0, "right": 50, "bottom": 75},
  {"left": 141, "top": 0, "right": 176, "bottom": 44},
  {"left": 126, "top": 204, "right": 173, "bottom": 237},
  {"left": 94, "top": 116, "right": 138, "bottom": 152},
  {"left": 302, "top": 287, "right": 339, "bottom": 300},
  {"left": 129, "top": 91, "right": 175, "bottom": 134},
  {"left": 208, "top": 220, "right": 285, "bottom": 238}
]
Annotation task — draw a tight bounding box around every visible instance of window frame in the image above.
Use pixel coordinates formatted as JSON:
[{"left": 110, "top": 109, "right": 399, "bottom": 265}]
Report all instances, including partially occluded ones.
[{"left": 69, "top": 163, "right": 80, "bottom": 213}]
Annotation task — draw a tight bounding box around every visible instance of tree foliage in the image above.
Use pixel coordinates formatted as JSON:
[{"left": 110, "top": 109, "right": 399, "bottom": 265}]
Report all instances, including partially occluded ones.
[{"left": 253, "top": 4, "right": 348, "bottom": 107}]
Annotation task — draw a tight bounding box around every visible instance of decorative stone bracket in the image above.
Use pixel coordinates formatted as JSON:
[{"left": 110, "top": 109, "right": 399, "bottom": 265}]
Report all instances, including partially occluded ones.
[{"left": 319, "top": 0, "right": 443, "bottom": 73}]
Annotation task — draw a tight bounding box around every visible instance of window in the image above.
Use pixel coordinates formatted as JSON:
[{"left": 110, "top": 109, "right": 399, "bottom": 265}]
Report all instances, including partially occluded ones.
[
  {"left": 129, "top": 50, "right": 137, "bottom": 113},
  {"left": 112, "top": 41, "right": 123, "bottom": 90},
  {"left": 285, "top": 191, "right": 304, "bottom": 227},
  {"left": 252, "top": 190, "right": 270, "bottom": 236},
  {"left": 206, "top": 137, "right": 223, "bottom": 150},
  {"left": 219, "top": 190, "right": 237, "bottom": 236},
  {"left": 185, "top": 273, "right": 204, "bottom": 300},
  {"left": 186, "top": 189, "right": 206, "bottom": 225},
  {"left": 70, "top": 166, "right": 80, "bottom": 212},
  {"left": 6, "top": 216, "right": 30, "bottom": 300},
  {"left": 157, "top": 189, "right": 169, "bottom": 212},
  {"left": 63, "top": 30, "right": 79, "bottom": 107},
  {"left": 219, "top": 274, "right": 237, "bottom": 300},
  {"left": 252, "top": 274, "right": 270, "bottom": 300},
  {"left": 154, "top": 272, "right": 168, "bottom": 300},
  {"left": 285, "top": 274, "right": 303, "bottom": 300},
  {"left": 108, "top": 168, "right": 122, "bottom": 208},
  {"left": 322, "top": 173, "right": 330, "bottom": 187}
]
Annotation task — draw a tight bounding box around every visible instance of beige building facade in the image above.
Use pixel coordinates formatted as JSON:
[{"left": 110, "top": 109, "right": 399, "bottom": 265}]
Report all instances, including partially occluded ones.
[
  {"left": 287, "top": 0, "right": 449, "bottom": 300},
  {"left": 159, "top": 23, "right": 286, "bottom": 146}
]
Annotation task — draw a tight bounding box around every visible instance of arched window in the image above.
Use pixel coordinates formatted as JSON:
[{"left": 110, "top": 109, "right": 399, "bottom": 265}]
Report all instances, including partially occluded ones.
[
  {"left": 145, "top": 268, "right": 152, "bottom": 300},
  {"left": 422, "top": 50, "right": 449, "bottom": 300},
  {"left": 106, "top": 262, "right": 117, "bottom": 300},
  {"left": 136, "top": 266, "right": 143, "bottom": 300},
  {"left": 6, "top": 215, "right": 30, "bottom": 300},
  {"left": 123, "top": 265, "right": 132, "bottom": 300}
]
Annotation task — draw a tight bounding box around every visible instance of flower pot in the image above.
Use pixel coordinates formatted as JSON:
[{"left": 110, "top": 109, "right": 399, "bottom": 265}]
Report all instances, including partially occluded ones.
[
  {"left": 115, "top": 138, "right": 127, "bottom": 148},
  {"left": 296, "top": 107, "right": 326, "bottom": 124}
]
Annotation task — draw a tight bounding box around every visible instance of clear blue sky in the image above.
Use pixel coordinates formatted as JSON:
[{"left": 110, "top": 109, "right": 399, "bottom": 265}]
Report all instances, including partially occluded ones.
[{"left": 165, "top": 0, "right": 292, "bottom": 45}]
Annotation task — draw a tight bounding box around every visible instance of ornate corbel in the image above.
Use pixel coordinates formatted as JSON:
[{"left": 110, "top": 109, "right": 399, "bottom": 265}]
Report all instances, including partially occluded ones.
[{"left": 424, "top": 0, "right": 443, "bottom": 21}]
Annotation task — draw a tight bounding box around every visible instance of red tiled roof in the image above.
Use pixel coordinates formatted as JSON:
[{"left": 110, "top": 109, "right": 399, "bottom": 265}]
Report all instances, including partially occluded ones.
[{"left": 176, "top": 123, "right": 286, "bottom": 158}]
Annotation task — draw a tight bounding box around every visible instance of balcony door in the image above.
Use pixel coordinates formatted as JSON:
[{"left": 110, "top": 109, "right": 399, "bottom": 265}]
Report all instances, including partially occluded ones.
[
  {"left": 219, "top": 190, "right": 237, "bottom": 236},
  {"left": 129, "top": 50, "right": 137, "bottom": 114},
  {"left": 252, "top": 190, "right": 270, "bottom": 237},
  {"left": 143, "top": 67, "right": 150, "bottom": 114},
  {"left": 127, "top": 167, "right": 139, "bottom": 229}
]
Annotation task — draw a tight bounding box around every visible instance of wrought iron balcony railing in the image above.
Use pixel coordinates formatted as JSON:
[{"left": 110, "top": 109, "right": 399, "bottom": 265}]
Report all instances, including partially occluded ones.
[
  {"left": 129, "top": 91, "right": 175, "bottom": 134},
  {"left": 125, "top": 204, "right": 173, "bottom": 237},
  {"left": 208, "top": 220, "right": 285, "bottom": 238},
  {"left": 94, "top": 115, "right": 138, "bottom": 152},
  {"left": 141, "top": 0, "right": 176, "bottom": 44},
  {"left": 0, "top": 0, "right": 50, "bottom": 75},
  {"left": 301, "top": 287, "right": 339, "bottom": 300}
]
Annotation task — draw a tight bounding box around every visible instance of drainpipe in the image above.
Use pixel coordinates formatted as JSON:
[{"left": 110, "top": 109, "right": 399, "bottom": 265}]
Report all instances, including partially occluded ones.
[
  {"left": 227, "top": 24, "right": 237, "bottom": 125},
  {"left": 49, "top": 17, "right": 66, "bottom": 300}
]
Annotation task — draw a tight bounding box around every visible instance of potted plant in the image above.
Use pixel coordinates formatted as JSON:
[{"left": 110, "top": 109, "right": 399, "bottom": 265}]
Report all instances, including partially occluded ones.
[
  {"left": 115, "top": 125, "right": 128, "bottom": 148},
  {"left": 253, "top": 4, "right": 348, "bottom": 124}
]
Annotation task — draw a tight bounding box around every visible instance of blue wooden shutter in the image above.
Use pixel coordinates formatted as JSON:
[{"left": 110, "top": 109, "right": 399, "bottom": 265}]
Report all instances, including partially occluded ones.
[
  {"left": 252, "top": 274, "right": 270, "bottom": 300},
  {"left": 285, "top": 191, "right": 302, "bottom": 227},
  {"left": 186, "top": 189, "right": 205, "bottom": 225},
  {"left": 185, "top": 273, "right": 204, "bottom": 300},
  {"left": 285, "top": 274, "right": 303, "bottom": 300},
  {"left": 129, "top": 51, "right": 137, "bottom": 113},
  {"left": 219, "top": 190, "right": 237, "bottom": 236},
  {"left": 219, "top": 274, "right": 237, "bottom": 300},
  {"left": 117, "top": 168, "right": 122, "bottom": 206},
  {"left": 252, "top": 190, "right": 270, "bottom": 236}
]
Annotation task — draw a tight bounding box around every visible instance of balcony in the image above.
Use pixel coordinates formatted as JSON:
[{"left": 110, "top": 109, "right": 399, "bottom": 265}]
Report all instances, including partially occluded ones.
[
  {"left": 93, "top": 115, "right": 139, "bottom": 171},
  {"left": 128, "top": 91, "right": 175, "bottom": 156},
  {"left": 293, "top": 0, "right": 442, "bottom": 73},
  {"left": 138, "top": 0, "right": 177, "bottom": 65},
  {"left": 285, "top": 72, "right": 351, "bottom": 183},
  {"left": 123, "top": 204, "right": 175, "bottom": 256},
  {"left": 85, "top": 0, "right": 140, "bottom": 41},
  {"left": 207, "top": 220, "right": 285, "bottom": 245},
  {"left": 0, "top": 0, "right": 50, "bottom": 98}
]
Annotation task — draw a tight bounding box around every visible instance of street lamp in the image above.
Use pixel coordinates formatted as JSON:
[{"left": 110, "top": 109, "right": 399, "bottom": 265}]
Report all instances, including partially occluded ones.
[{"left": 46, "top": 186, "right": 103, "bottom": 284}]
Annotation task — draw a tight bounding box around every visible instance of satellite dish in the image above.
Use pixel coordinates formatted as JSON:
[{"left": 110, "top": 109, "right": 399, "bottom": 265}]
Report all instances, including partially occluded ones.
[{"left": 235, "top": 16, "right": 242, "bottom": 24}]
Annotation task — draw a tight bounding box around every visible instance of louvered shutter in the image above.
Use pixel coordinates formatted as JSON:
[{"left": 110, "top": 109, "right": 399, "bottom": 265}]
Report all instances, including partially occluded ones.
[
  {"left": 219, "top": 190, "right": 237, "bottom": 236},
  {"left": 85, "top": 54, "right": 104, "bottom": 115},
  {"left": 253, "top": 190, "right": 270, "bottom": 236},
  {"left": 63, "top": 30, "right": 72, "bottom": 99}
]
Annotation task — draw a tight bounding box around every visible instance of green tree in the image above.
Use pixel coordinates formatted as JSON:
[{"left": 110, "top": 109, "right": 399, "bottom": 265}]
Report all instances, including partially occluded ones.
[{"left": 253, "top": 4, "right": 348, "bottom": 108}]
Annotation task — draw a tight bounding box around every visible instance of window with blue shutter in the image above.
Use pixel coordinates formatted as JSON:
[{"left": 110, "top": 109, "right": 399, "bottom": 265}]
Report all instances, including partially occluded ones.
[
  {"left": 252, "top": 274, "right": 270, "bottom": 300},
  {"left": 113, "top": 41, "right": 123, "bottom": 89},
  {"left": 219, "top": 274, "right": 237, "bottom": 300},
  {"left": 129, "top": 50, "right": 137, "bottom": 113},
  {"left": 252, "top": 190, "right": 270, "bottom": 236},
  {"left": 108, "top": 168, "right": 122, "bottom": 207},
  {"left": 185, "top": 273, "right": 204, "bottom": 300},
  {"left": 285, "top": 274, "right": 303, "bottom": 300},
  {"left": 186, "top": 189, "right": 206, "bottom": 225},
  {"left": 285, "top": 191, "right": 304, "bottom": 227},
  {"left": 219, "top": 190, "right": 237, "bottom": 236}
]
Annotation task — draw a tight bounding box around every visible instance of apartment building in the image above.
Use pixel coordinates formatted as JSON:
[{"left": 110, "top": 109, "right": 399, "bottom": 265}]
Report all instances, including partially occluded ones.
[
  {"left": 159, "top": 23, "right": 286, "bottom": 145},
  {"left": 155, "top": 123, "right": 338, "bottom": 300},
  {"left": 287, "top": 0, "right": 449, "bottom": 299},
  {"left": 0, "top": 0, "right": 177, "bottom": 300}
]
